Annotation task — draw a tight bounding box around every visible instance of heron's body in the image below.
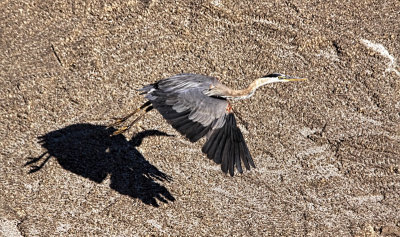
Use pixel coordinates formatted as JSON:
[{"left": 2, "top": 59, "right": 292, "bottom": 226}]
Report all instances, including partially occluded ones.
[
  {"left": 111, "top": 73, "right": 306, "bottom": 176},
  {"left": 139, "top": 74, "right": 254, "bottom": 176}
]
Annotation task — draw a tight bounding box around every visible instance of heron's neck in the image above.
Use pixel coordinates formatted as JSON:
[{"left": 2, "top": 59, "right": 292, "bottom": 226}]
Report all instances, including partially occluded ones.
[{"left": 222, "top": 78, "right": 273, "bottom": 100}]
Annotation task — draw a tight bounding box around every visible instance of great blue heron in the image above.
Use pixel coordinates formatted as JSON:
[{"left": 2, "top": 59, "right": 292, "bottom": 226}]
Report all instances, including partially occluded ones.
[{"left": 110, "top": 73, "right": 306, "bottom": 176}]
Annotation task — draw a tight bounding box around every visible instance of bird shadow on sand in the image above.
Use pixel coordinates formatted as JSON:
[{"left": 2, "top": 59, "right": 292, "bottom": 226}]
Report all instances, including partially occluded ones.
[{"left": 25, "top": 123, "right": 175, "bottom": 207}]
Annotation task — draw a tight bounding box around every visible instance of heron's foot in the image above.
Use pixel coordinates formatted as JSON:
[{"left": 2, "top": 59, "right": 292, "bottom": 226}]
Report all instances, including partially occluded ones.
[
  {"left": 112, "top": 123, "right": 144, "bottom": 136},
  {"left": 112, "top": 126, "right": 129, "bottom": 136},
  {"left": 109, "top": 113, "right": 142, "bottom": 136},
  {"left": 109, "top": 119, "right": 121, "bottom": 128},
  {"left": 108, "top": 110, "right": 138, "bottom": 127},
  {"left": 108, "top": 103, "right": 153, "bottom": 136},
  {"left": 109, "top": 117, "right": 126, "bottom": 127}
]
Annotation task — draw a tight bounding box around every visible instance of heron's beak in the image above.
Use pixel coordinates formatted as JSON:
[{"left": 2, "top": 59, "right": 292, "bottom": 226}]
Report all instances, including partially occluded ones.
[
  {"left": 282, "top": 76, "right": 307, "bottom": 82},
  {"left": 284, "top": 78, "right": 307, "bottom": 82}
]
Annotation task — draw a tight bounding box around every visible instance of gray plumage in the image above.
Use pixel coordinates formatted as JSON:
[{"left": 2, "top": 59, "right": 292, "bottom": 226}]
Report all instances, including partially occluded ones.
[{"left": 139, "top": 73, "right": 255, "bottom": 176}]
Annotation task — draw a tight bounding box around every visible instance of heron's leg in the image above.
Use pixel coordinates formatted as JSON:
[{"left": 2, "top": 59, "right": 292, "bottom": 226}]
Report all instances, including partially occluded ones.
[
  {"left": 112, "top": 106, "right": 153, "bottom": 136},
  {"left": 109, "top": 101, "right": 151, "bottom": 127}
]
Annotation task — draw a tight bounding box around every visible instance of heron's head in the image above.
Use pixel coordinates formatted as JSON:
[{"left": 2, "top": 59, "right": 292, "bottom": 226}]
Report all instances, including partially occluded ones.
[{"left": 259, "top": 73, "right": 307, "bottom": 84}]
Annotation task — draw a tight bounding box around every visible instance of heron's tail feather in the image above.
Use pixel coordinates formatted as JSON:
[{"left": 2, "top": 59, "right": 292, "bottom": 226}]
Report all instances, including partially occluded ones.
[{"left": 137, "top": 83, "right": 156, "bottom": 95}]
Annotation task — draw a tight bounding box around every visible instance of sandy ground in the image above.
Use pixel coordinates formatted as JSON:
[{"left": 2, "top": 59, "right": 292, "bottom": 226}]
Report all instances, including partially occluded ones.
[{"left": 1, "top": 0, "right": 400, "bottom": 236}]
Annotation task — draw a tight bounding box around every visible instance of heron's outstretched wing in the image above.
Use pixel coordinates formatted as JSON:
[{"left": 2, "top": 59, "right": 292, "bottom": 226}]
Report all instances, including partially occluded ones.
[
  {"left": 202, "top": 113, "right": 255, "bottom": 176},
  {"left": 149, "top": 87, "right": 227, "bottom": 142},
  {"left": 142, "top": 74, "right": 255, "bottom": 175}
]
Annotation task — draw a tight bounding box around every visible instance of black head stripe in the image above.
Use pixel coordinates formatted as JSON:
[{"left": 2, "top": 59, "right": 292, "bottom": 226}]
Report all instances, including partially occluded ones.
[{"left": 263, "top": 73, "right": 284, "bottom": 78}]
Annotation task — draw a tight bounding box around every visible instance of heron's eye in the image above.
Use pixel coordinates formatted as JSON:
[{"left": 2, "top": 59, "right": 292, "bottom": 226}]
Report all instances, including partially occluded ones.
[{"left": 278, "top": 75, "right": 285, "bottom": 80}]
